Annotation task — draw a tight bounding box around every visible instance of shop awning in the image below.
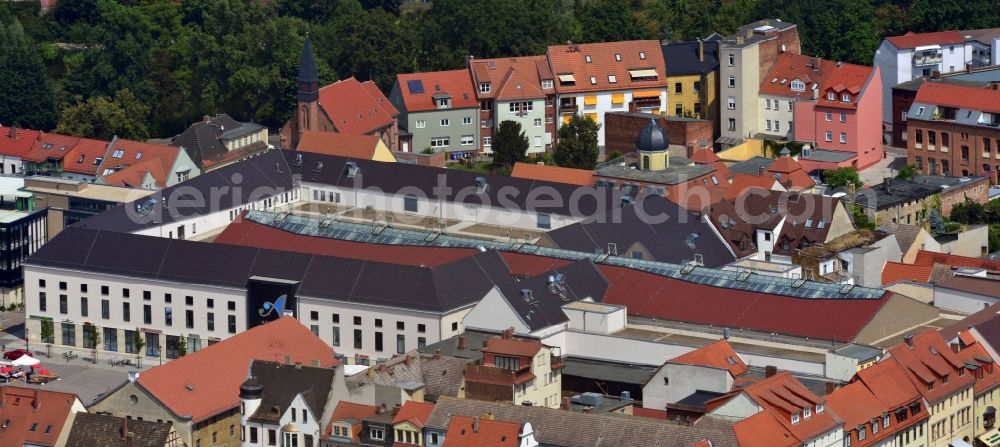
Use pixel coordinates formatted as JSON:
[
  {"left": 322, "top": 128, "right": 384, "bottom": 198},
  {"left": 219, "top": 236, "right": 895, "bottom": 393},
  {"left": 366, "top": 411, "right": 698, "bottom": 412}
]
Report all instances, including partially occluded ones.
[
  {"left": 632, "top": 90, "right": 660, "bottom": 99},
  {"left": 629, "top": 69, "right": 659, "bottom": 79},
  {"left": 952, "top": 438, "right": 974, "bottom": 447},
  {"left": 981, "top": 428, "right": 1000, "bottom": 447}
]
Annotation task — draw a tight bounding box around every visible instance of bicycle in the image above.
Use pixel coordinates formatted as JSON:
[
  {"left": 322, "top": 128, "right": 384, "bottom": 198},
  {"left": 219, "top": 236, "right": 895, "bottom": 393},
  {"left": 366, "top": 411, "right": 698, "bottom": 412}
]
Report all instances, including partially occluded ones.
[{"left": 62, "top": 351, "right": 78, "bottom": 362}]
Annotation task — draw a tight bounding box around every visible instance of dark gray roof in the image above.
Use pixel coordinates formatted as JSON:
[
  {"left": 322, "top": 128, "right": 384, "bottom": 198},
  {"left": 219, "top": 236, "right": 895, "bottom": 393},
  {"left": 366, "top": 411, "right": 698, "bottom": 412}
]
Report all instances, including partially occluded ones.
[
  {"left": 636, "top": 119, "right": 668, "bottom": 152},
  {"left": 892, "top": 77, "right": 987, "bottom": 93},
  {"left": 246, "top": 360, "right": 336, "bottom": 423},
  {"left": 832, "top": 343, "right": 883, "bottom": 362},
  {"left": 65, "top": 413, "right": 172, "bottom": 447},
  {"left": 75, "top": 149, "right": 294, "bottom": 233},
  {"left": 297, "top": 36, "right": 319, "bottom": 87},
  {"left": 560, "top": 357, "right": 658, "bottom": 385},
  {"left": 26, "top": 227, "right": 514, "bottom": 313},
  {"left": 727, "top": 156, "right": 774, "bottom": 175},
  {"left": 426, "top": 396, "right": 738, "bottom": 447},
  {"left": 347, "top": 351, "right": 471, "bottom": 401},
  {"left": 594, "top": 162, "right": 716, "bottom": 185},
  {"left": 801, "top": 149, "right": 857, "bottom": 163},
  {"left": 854, "top": 178, "right": 942, "bottom": 211},
  {"left": 498, "top": 258, "right": 609, "bottom": 331},
  {"left": 543, "top": 195, "right": 736, "bottom": 267},
  {"left": 911, "top": 174, "right": 988, "bottom": 189},
  {"left": 722, "top": 19, "right": 797, "bottom": 48},
  {"left": 419, "top": 330, "right": 503, "bottom": 360},
  {"left": 662, "top": 40, "right": 720, "bottom": 75},
  {"left": 171, "top": 114, "right": 266, "bottom": 169},
  {"left": 673, "top": 390, "right": 728, "bottom": 408},
  {"left": 290, "top": 150, "right": 617, "bottom": 217},
  {"left": 972, "top": 316, "right": 1000, "bottom": 361}
]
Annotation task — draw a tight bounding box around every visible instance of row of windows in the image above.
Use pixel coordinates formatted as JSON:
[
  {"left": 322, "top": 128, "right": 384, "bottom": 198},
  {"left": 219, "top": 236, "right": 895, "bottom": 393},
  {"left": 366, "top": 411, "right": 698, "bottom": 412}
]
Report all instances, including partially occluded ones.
[
  {"left": 39, "top": 291, "right": 237, "bottom": 333},
  {"left": 414, "top": 117, "right": 474, "bottom": 129}
]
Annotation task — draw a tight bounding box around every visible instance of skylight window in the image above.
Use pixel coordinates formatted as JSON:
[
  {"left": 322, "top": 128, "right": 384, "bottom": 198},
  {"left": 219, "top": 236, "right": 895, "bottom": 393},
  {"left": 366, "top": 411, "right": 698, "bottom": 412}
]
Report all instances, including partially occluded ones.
[
  {"left": 585, "top": 55, "right": 592, "bottom": 63},
  {"left": 639, "top": 51, "right": 646, "bottom": 60},
  {"left": 135, "top": 151, "right": 142, "bottom": 160},
  {"left": 615, "top": 53, "right": 621, "bottom": 61},
  {"left": 112, "top": 150, "right": 125, "bottom": 158}
]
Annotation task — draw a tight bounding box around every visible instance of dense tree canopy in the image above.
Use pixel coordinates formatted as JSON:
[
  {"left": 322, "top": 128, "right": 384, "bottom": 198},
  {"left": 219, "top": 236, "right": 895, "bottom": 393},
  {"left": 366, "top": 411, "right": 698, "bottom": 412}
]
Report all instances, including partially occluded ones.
[
  {"left": 1, "top": 0, "right": 998, "bottom": 140},
  {"left": 492, "top": 120, "right": 529, "bottom": 167},
  {"left": 554, "top": 114, "right": 600, "bottom": 170}
]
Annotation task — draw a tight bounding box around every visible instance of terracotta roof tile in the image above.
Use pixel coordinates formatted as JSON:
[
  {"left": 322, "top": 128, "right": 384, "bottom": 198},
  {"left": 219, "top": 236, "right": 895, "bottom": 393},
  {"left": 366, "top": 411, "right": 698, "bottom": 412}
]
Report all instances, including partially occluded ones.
[
  {"left": 319, "top": 77, "right": 398, "bottom": 135},
  {"left": 0, "top": 386, "right": 81, "bottom": 447},
  {"left": 391, "top": 401, "right": 435, "bottom": 428},
  {"left": 738, "top": 372, "right": 840, "bottom": 442},
  {"left": 510, "top": 162, "right": 594, "bottom": 186},
  {"left": 854, "top": 360, "right": 921, "bottom": 410},
  {"left": 326, "top": 401, "right": 378, "bottom": 440},
  {"left": 136, "top": 316, "right": 336, "bottom": 423},
  {"left": 881, "top": 261, "right": 934, "bottom": 286},
  {"left": 64, "top": 412, "right": 172, "bottom": 447},
  {"left": 21, "top": 133, "right": 83, "bottom": 163},
  {"left": 62, "top": 139, "right": 111, "bottom": 175},
  {"left": 470, "top": 56, "right": 551, "bottom": 101},
  {"left": 296, "top": 131, "right": 385, "bottom": 159},
  {"left": 483, "top": 338, "right": 543, "bottom": 359},
  {"left": 914, "top": 82, "right": 1000, "bottom": 114},
  {"left": 913, "top": 250, "right": 1000, "bottom": 272},
  {"left": 671, "top": 340, "right": 749, "bottom": 377},
  {"left": 440, "top": 415, "right": 521, "bottom": 447},
  {"left": 396, "top": 69, "right": 479, "bottom": 112},
  {"left": 0, "top": 126, "right": 42, "bottom": 158},
  {"left": 884, "top": 329, "right": 974, "bottom": 404},
  {"left": 733, "top": 411, "right": 798, "bottom": 447},
  {"left": 886, "top": 31, "right": 966, "bottom": 49},
  {"left": 956, "top": 342, "right": 1000, "bottom": 395},
  {"left": 547, "top": 40, "right": 668, "bottom": 94},
  {"left": 98, "top": 139, "right": 182, "bottom": 188},
  {"left": 723, "top": 174, "right": 777, "bottom": 201},
  {"left": 759, "top": 53, "right": 873, "bottom": 110}
]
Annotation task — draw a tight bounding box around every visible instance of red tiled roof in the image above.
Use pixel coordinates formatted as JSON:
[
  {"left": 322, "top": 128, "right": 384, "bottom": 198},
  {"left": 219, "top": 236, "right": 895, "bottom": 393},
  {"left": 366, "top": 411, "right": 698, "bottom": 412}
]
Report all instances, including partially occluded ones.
[
  {"left": 319, "top": 77, "right": 398, "bottom": 135},
  {"left": 914, "top": 82, "right": 1000, "bottom": 114},
  {"left": 599, "top": 264, "right": 890, "bottom": 341},
  {"left": 483, "top": 337, "right": 542, "bottom": 358},
  {"left": 397, "top": 69, "right": 479, "bottom": 112},
  {"left": 391, "top": 401, "right": 435, "bottom": 428},
  {"left": 100, "top": 157, "right": 167, "bottom": 189},
  {"left": 326, "top": 401, "right": 378, "bottom": 440},
  {"left": 759, "top": 53, "right": 872, "bottom": 110},
  {"left": 913, "top": 250, "right": 1000, "bottom": 273},
  {"left": 511, "top": 162, "right": 594, "bottom": 186},
  {"left": 880, "top": 261, "right": 933, "bottom": 286},
  {"left": 98, "top": 139, "right": 182, "bottom": 188},
  {"left": 0, "top": 387, "right": 80, "bottom": 447},
  {"left": 62, "top": 139, "right": 111, "bottom": 175},
  {"left": 440, "top": 415, "right": 521, "bottom": 447},
  {"left": 740, "top": 372, "right": 840, "bottom": 443},
  {"left": 0, "top": 126, "right": 42, "bottom": 158},
  {"left": 767, "top": 156, "right": 815, "bottom": 191},
  {"left": 956, "top": 341, "right": 1000, "bottom": 395},
  {"left": 854, "top": 360, "right": 921, "bottom": 411},
  {"left": 733, "top": 409, "right": 798, "bottom": 447},
  {"left": 136, "top": 317, "right": 336, "bottom": 423},
  {"left": 296, "top": 131, "right": 385, "bottom": 159},
  {"left": 723, "top": 174, "right": 777, "bottom": 201},
  {"left": 213, "top": 218, "right": 477, "bottom": 266},
  {"left": 884, "top": 329, "right": 974, "bottom": 404},
  {"left": 631, "top": 407, "right": 667, "bottom": 420},
  {"left": 547, "top": 40, "right": 668, "bottom": 93},
  {"left": 815, "top": 64, "right": 873, "bottom": 110},
  {"left": 671, "top": 340, "right": 749, "bottom": 377},
  {"left": 886, "top": 31, "right": 966, "bottom": 49},
  {"left": 21, "top": 133, "right": 82, "bottom": 163},
  {"left": 470, "top": 56, "right": 551, "bottom": 101},
  {"left": 823, "top": 381, "right": 883, "bottom": 435}
]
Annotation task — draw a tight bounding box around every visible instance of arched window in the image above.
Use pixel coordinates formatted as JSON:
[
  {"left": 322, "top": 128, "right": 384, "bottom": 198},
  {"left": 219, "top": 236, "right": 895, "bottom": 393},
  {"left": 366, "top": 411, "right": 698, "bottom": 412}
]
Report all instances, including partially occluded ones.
[
  {"left": 643, "top": 156, "right": 650, "bottom": 171},
  {"left": 300, "top": 105, "right": 310, "bottom": 130}
]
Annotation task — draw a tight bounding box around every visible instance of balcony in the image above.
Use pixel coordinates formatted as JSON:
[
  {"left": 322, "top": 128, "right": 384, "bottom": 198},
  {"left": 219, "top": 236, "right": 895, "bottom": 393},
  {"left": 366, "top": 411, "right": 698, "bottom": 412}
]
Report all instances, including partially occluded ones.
[
  {"left": 559, "top": 98, "right": 578, "bottom": 112},
  {"left": 465, "top": 363, "right": 535, "bottom": 386},
  {"left": 913, "top": 53, "right": 943, "bottom": 66}
]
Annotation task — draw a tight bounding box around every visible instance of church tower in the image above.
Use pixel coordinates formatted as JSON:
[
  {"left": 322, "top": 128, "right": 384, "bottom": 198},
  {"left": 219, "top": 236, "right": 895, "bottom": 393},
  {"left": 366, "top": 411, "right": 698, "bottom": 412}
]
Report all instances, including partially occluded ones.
[{"left": 294, "top": 35, "right": 320, "bottom": 146}]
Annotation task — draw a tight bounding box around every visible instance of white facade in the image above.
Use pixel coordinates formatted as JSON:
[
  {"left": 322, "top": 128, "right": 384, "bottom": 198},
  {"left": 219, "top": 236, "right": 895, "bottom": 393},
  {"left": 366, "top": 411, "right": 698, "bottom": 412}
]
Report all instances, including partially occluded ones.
[
  {"left": 555, "top": 89, "right": 667, "bottom": 147},
  {"left": 933, "top": 282, "right": 1000, "bottom": 314},
  {"left": 642, "top": 363, "right": 734, "bottom": 412},
  {"left": 758, "top": 94, "right": 796, "bottom": 139},
  {"left": 241, "top": 393, "right": 322, "bottom": 447}
]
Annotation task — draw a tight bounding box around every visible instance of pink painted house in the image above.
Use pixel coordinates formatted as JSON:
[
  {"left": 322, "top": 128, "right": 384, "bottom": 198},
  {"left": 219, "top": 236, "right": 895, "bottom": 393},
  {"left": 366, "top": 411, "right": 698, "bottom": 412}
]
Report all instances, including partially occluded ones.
[{"left": 765, "top": 56, "right": 883, "bottom": 173}]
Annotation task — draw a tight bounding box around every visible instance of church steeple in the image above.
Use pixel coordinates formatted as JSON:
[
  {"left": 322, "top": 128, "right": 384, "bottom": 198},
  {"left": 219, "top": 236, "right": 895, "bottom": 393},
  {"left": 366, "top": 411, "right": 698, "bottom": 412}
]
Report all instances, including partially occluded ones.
[{"left": 297, "top": 34, "right": 319, "bottom": 103}]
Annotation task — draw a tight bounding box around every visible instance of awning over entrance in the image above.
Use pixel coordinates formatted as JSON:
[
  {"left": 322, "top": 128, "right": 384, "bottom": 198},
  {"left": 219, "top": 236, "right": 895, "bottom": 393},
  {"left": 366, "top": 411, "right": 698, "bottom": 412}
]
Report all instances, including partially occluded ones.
[
  {"left": 980, "top": 427, "right": 1000, "bottom": 447},
  {"left": 632, "top": 89, "right": 660, "bottom": 99}
]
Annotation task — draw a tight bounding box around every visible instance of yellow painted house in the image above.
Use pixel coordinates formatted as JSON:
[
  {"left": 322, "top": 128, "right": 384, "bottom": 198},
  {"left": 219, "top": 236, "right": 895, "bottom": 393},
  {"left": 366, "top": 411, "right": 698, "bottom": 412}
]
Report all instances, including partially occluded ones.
[
  {"left": 663, "top": 37, "right": 721, "bottom": 136},
  {"left": 295, "top": 130, "right": 397, "bottom": 162}
]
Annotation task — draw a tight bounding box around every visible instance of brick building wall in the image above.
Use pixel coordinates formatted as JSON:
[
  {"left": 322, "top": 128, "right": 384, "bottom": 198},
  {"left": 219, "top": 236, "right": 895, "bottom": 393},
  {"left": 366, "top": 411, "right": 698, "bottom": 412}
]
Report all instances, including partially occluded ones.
[
  {"left": 906, "top": 119, "right": 1000, "bottom": 185},
  {"left": 891, "top": 87, "right": 918, "bottom": 147},
  {"left": 939, "top": 176, "right": 990, "bottom": 216},
  {"left": 604, "top": 112, "right": 713, "bottom": 156},
  {"left": 755, "top": 29, "right": 802, "bottom": 80}
]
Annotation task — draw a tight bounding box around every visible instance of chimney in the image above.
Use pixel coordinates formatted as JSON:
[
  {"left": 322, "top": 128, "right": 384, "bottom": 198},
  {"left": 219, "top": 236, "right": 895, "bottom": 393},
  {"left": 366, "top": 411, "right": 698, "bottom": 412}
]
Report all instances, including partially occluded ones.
[
  {"left": 931, "top": 70, "right": 941, "bottom": 79},
  {"left": 758, "top": 165, "right": 766, "bottom": 177},
  {"left": 311, "top": 359, "right": 320, "bottom": 367},
  {"left": 284, "top": 354, "right": 292, "bottom": 365},
  {"left": 503, "top": 328, "right": 515, "bottom": 339},
  {"left": 765, "top": 365, "right": 778, "bottom": 378},
  {"left": 433, "top": 349, "right": 442, "bottom": 360},
  {"left": 482, "top": 339, "right": 489, "bottom": 348},
  {"left": 126, "top": 433, "right": 135, "bottom": 447},
  {"left": 121, "top": 416, "right": 129, "bottom": 439},
  {"left": 32, "top": 389, "right": 40, "bottom": 412},
  {"left": 951, "top": 342, "right": 960, "bottom": 353},
  {"left": 7, "top": 126, "right": 16, "bottom": 139},
  {"left": 736, "top": 36, "right": 744, "bottom": 45},
  {"left": 367, "top": 366, "right": 376, "bottom": 379},
  {"left": 203, "top": 115, "right": 211, "bottom": 123},
  {"left": 404, "top": 355, "right": 413, "bottom": 366},
  {"left": 698, "top": 39, "right": 705, "bottom": 62},
  {"left": 457, "top": 336, "right": 467, "bottom": 350},
  {"left": 391, "top": 404, "right": 401, "bottom": 416},
  {"left": 561, "top": 397, "right": 570, "bottom": 410},
  {"left": 904, "top": 334, "right": 914, "bottom": 348},
  {"left": 825, "top": 382, "right": 836, "bottom": 395},
  {"left": 745, "top": 29, "right": 753, "bottom": 38},
  {"left": 967, "top": 63, "right": 974, "bottom": 73}
]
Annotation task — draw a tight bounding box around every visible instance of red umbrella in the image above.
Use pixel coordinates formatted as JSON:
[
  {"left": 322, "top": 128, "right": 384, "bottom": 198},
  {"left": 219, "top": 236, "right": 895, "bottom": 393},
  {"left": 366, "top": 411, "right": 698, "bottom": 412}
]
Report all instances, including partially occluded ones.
[
  {"left": 30, "top": 364, "right": 41, "bottom": 369},
  {"left": 0, "top": 367, "right": 11, "bottom": 373},
  {"left": 37, "top": 369, "right": 50, "bottom": 375}
]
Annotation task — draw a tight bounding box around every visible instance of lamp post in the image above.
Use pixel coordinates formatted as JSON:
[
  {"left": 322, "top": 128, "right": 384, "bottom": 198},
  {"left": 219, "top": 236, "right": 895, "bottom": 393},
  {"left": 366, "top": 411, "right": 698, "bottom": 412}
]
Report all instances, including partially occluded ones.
[
  {"left": 25, "top": 327, "right": 29, "bottom": 352},
  {"left": 158, "top": 344, "right": 163, "bottom": 366}
]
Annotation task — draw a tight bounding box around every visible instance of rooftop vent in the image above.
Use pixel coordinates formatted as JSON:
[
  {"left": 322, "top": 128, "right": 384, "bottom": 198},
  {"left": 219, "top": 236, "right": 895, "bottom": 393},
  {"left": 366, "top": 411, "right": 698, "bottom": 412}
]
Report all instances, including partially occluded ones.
[{"left": 344, "top": 161, "right": 360, "bottom": 177}]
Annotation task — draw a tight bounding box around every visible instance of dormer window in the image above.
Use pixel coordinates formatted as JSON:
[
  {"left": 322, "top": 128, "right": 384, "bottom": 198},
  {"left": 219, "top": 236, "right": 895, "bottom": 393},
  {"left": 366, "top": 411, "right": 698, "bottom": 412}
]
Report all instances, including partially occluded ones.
[
  {"left": 791, "top": 413, "right": 800, "bottom": 424},
  {"left": 817, "top": 404, "right": 824, "bottom": 413},
  {"left": 827, "top": 92, "right": 836, "bottom": 100},
  {"left": 804, "top": 407, "right": 812, "bottom": 419},
  {"left": 479, "top": 82, "right": 491, "bottom": 93},
  {"left": 859, "top": 426, "right": 866, "bottom": 440},
  {"left": 942, "top": 374, "right": 949, "bottom": 384},
  {"left": 842, "top": 93, "right": 851, "bottom": 102},
  {"left": 541, "top": 79, "right": 553, "bottom": 89},
  {"left": 927, "top": 381, "right": 934, "bottom": 390},
  {"left": 791, "top": 80, "right": 805, "bottom": 92},
  {"left": 436, "top": 98, "right": 451, "bottom": 108}
]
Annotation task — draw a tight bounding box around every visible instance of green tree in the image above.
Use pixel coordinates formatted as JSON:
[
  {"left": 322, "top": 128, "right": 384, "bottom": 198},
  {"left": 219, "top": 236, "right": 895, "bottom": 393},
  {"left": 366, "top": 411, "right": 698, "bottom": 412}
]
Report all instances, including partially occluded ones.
[
  {"left": 950, "top": 198, "right": 988, "bottom": 224},
  {"left": 554, "top": 114, "right": 600, "bottom": 170},
  {"left": 133, "top": 329, "right": 145, "bottom": 356},
  {"left": 177, "top": 337, "right": 187, "bottom": 357},
  {"left": 823, "top": 167, "right": 862, "bottom": 189},
  {"left": 852, "top": 204, "right": 875, "bottom": 231},
  {"left": 40, "top": 320, "right": 54, "bottom": 344},
  {"left": 929, "top": 209, "right": 946, "bottom": 236},
  {"left": 0, "top": 21, "right": 58, "bottom": 130},
  {"left": 56, "top": 89, "right": 150, "bottom": 140},
  {"left": 492, "top": 120, "right": 529, "bottom": 167},
  {"left": 897, "top": 164, "right": 917, "bottom": 181}
]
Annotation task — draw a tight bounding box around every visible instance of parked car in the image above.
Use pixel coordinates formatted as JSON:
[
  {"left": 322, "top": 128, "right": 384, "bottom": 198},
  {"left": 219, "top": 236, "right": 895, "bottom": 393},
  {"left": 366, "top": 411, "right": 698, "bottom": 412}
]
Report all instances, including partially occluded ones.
[{"left": 3, "top": 349, "right": 32, "bottom": 360}]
